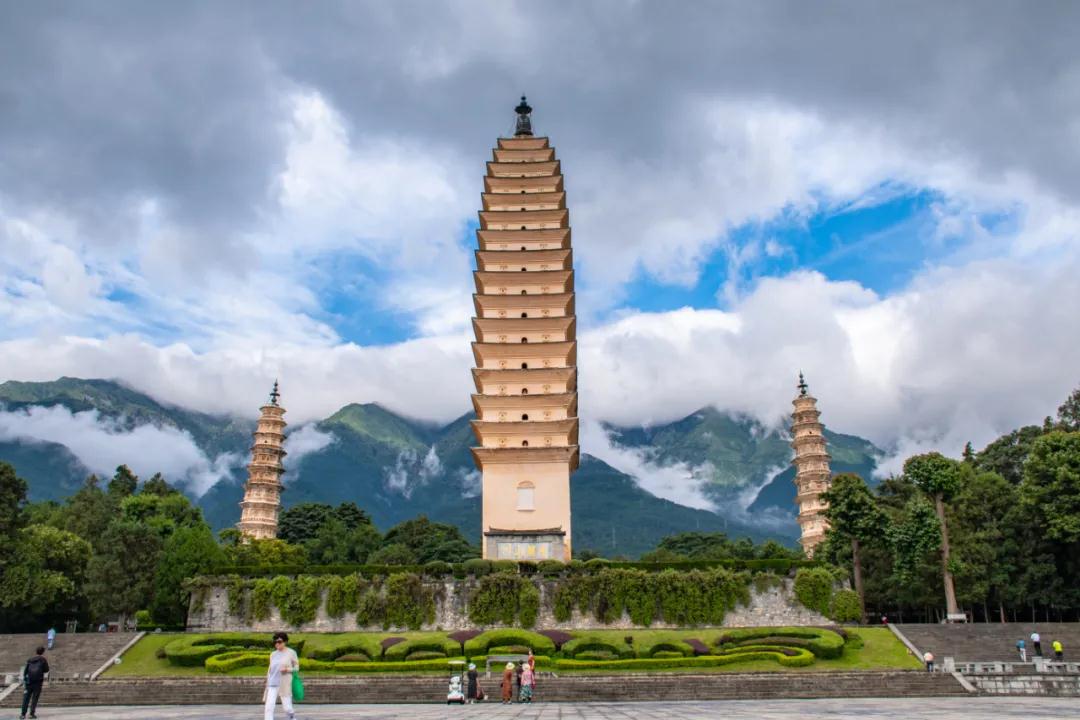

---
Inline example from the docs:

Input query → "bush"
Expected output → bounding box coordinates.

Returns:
[651,651,683,659]
[517,561,538,575]
[644,641,693,658]
[303,635,381,662]
[384,573,435,630]
[463,630,556,658]
[335,653,371,662]
[303,657,468,673]
[423,560,453,577]
[468,573,538,627]
[537,560,565,577]
[561,637,635,659]
[384,638,459,662]
[165,642,224,667]
[585,558,611,569]
[715,627,845,659]
[793,567,835,615]
[577,651,616,661]
[406,650,446,661]
[462,559,492,577]
[163,634,286,667]
[554,648,814,670]
[491,560,518,574]
[830,589,862,623]
[325,575,362,618]
[206,651,269,673]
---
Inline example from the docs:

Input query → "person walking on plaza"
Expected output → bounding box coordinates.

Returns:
[501,662,514,704]
[514,661,523,701]
[923,651,934,672]
[20,646,49,720]
[1053,640,1064,661]
[520,661,535,703]
[466,663,480,703]
[264,632,299,720]
[1031,631,1042,657]
[1017,639,1027,662]
[46,628,56,651]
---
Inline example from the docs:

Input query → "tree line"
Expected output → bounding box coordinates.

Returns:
[0,463,478,632]
[819,385,1080,623]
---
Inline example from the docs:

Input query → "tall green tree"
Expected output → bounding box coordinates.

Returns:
[107,465,139,498]
[0,525,92,629]
[1022,431,1080,544]
[904,452,963,617]
[150,524,225,626]
[1057,386,1080,431]
[949,468,1021,621]
[822,473,888,621]
[56,475,115,551]
[85,521,163,625]
[0,461,29,542]
[382,516,478,563]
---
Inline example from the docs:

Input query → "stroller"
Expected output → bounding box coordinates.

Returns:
[447,660,466,704]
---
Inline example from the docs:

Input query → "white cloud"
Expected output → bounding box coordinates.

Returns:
[282,423,336,473]
[0,405,241,496]
[581,419,716,511]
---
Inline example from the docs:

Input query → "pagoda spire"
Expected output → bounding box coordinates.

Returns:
[514,95,533,137]
[237,382,288,540]
[790,373,832,557]
[470,105,577,562]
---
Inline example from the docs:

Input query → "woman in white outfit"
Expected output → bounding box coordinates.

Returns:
[265,631,299,720]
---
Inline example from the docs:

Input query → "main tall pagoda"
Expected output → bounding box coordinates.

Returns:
[470,97,579,562]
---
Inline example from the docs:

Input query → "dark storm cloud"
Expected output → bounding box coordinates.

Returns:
[1,0,1077,252]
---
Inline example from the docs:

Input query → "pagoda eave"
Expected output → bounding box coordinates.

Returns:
[471,445,580,470]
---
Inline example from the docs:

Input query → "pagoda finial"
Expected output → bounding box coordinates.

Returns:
[269,380,280,406]
[797,372,808,397]
[514,95,533,137]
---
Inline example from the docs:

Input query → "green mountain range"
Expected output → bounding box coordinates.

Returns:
[0,377,883,556]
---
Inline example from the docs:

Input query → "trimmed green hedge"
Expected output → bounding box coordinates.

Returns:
[302,635,382,661]
[644,640,694,658]
[164,634,305,667]
[561,636,635,659]
[651,651,683,659]
[553,648,814,670]
[300,657,468,673]
[383,638,460,662]
[466,655,552,668]
[208,557,815,578]
[206,651,269,674]
[715,627,845,659]
[463,630,556,657]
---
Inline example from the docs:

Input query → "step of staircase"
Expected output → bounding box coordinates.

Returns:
[0,671,966,706]
[0,634,139,680]
[897,623,1080,663]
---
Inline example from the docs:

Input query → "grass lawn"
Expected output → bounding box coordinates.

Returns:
[108,627,921,678]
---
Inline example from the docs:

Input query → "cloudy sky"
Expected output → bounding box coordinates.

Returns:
[2,0,1079,472]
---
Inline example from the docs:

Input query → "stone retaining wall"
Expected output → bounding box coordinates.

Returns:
[969,673,1080,696]
[188,577,828,632]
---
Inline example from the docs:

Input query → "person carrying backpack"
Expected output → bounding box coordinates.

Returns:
[21,646,49,720]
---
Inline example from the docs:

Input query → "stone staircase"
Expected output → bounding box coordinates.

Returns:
[0,633,139,681]
[896,623,1080,663]
[0,671,965,706]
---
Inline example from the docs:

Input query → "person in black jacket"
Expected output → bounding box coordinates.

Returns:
[21,646,49,720]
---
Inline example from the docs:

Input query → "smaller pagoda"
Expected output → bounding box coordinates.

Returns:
[237,381,288,540]
[790,373,832,556]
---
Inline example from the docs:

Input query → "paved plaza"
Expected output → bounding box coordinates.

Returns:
[11,697,1077,719]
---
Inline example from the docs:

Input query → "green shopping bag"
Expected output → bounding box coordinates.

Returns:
[292,670,305,701]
